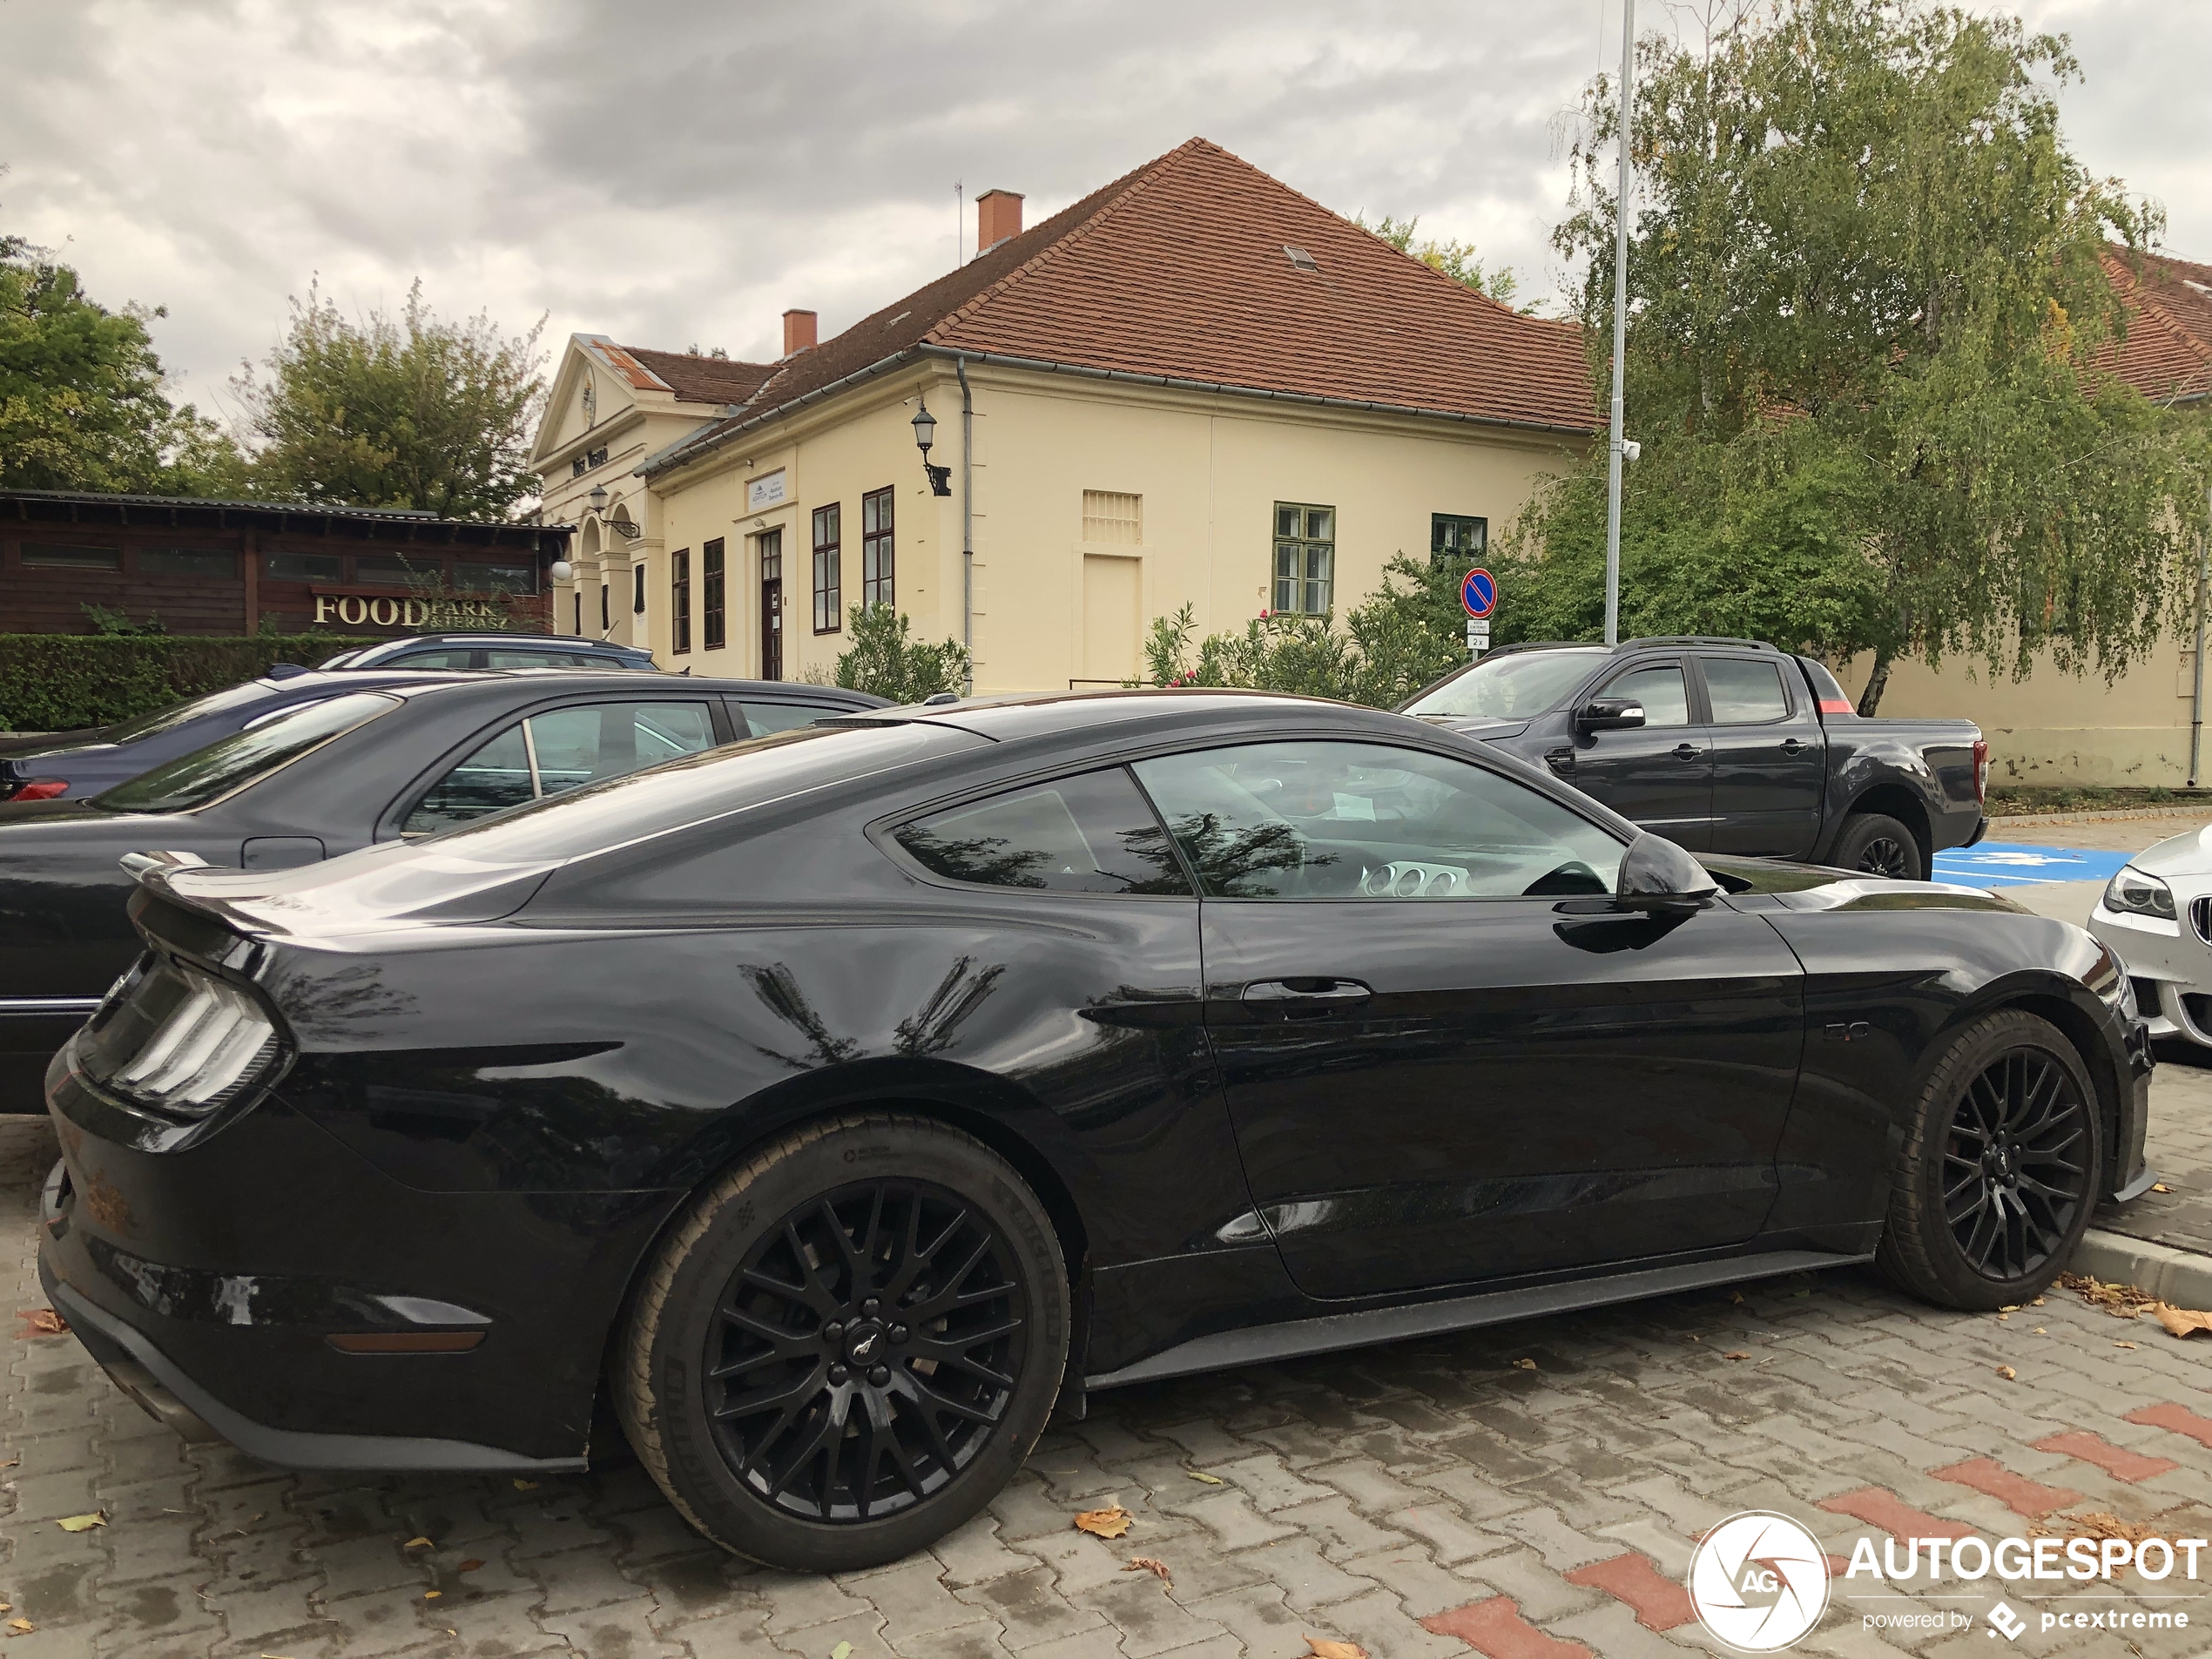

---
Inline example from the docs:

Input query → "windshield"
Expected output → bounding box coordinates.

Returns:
[25,680,282,755]
[421,721,981,862]
[1402,649,1608,720]
[98,692,400,813]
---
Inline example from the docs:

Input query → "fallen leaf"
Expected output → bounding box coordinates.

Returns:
[404,1536,433,1549]
[2031,1296,2046,1306]
[2114,1340,2140,1350]
[1684,1334,1702,1343]
[1075,1505,1133,1540]
[2153,1304,2212,1339]
[1304,1638,1368,1659]
[1728,1291,1745,1304]
[2000,1304,2021,1312]
[1996,1312,2010,1321]
[56,1512,105,1532]
[831,1644,853,1659]
[457,1558,484,1573]
[2152,1183,2172,1193]
[1126,1556,1173,1585]
[512,1479,539,1491]
[2058,1272,2155,1319]
[2033,1511,2167,1545]
[8,1618,33,1634]
[1185,1471,1224,1485]
[2034,1327,2047,1335]
[14,1308,66,1339]
[1723,1351,1750,1361]
[1996,1366,2017,1381]
[423,1589,441,1601]
[1512,1358,1537,1370]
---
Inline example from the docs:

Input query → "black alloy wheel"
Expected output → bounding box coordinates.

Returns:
[617,1114,1068,1572]
[1877,1008,2103,1310]
[1833,811,1926,881]
[710,1179,1028,1522]
[1940,1049,2092,1282]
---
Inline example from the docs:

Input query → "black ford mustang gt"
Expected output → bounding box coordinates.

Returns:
[39,691,2152,1575]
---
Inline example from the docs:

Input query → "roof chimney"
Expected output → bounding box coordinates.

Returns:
[782,308,818,357]
[977,189,1024,255]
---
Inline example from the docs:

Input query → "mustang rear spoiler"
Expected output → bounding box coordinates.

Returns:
[118,849,211,883]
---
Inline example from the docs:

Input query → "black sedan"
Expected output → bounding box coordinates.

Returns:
[39,691,2150,1575]
[0,670,439,802]
[0,672,886,1105]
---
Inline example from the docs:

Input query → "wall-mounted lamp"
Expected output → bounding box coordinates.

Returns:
[913,400,952,497]
[550,558,575,583]
[589,481,641,539]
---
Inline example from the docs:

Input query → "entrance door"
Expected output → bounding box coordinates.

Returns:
[1697,652,1824,857]
[1082,555,1141,685]
[1130,738,1804,1300]
[759,530,784,681]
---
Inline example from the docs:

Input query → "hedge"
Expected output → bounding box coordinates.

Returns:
[0,634,397,733]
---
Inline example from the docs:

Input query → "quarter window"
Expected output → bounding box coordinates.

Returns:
[1130,740,1625,900]
[896,768,1193,895]
[813,504,841,631]
[1701,657,1791,725]
[860,487,894,610]
[703,539,726,650]
[1600,664,1690,728]
[742,700,846,737]
[403,701,718,835]
[266,551,342,583]
[1430,513,1487,568]
[1272,502,1334,614]
[671,550,691,654]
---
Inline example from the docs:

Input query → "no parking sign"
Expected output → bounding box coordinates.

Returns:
[1460,569,1495,656]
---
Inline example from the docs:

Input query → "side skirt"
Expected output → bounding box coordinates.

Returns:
[1083,1247,1872,1392]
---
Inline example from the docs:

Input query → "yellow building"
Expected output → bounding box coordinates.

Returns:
[536,138,1595,691]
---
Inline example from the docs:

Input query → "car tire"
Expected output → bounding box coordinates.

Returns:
[1833,812,1925,880]
[616,1113,1069,1572]
[1875,1008,2104,1311]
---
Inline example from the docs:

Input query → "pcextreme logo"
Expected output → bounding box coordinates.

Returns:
[1689,1512,1831,1652]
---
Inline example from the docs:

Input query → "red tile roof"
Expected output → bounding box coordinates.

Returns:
[2102,246,2212,404]
[650,138,1595,474]
[621,346,779,407]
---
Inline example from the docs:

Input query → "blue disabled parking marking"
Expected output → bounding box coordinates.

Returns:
[1931,842,2134,887]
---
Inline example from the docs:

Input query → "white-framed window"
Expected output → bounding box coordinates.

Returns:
[1272,502,1334,614]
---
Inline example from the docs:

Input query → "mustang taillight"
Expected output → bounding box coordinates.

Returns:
[84,961,282,1119]
[12,780,67,800]
[1972,738,1990,806]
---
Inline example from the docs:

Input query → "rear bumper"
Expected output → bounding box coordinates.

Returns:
[40,1044,675,1469]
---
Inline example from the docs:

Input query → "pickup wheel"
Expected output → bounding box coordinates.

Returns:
[1833,812,1925,881]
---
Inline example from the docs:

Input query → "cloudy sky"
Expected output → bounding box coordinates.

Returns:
[3,0,2206,422]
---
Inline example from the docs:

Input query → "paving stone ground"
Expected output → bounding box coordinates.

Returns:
[4,1099,2209,1659]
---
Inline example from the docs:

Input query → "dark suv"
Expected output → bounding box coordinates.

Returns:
[314,635,658,672]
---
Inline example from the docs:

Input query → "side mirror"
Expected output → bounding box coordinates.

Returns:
[1615,832,1720,912]
[1575,697,1647,735]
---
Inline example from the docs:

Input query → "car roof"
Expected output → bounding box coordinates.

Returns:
[824,686,1413,745]
[368,633,647,651]
[368,671,891,706]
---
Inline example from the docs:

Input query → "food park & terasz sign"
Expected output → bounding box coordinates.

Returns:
[0,489,571,637]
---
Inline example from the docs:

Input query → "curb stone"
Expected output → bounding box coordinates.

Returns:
[2071,1227,2212,1310]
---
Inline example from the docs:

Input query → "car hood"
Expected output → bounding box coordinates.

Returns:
[1419,716,1531,741]
[1703,853,2033,914]
[2115,823,2212,880]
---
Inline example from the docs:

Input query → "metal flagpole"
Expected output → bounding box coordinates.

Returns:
[1603,0,1635,646]
[2192,497,2209,787]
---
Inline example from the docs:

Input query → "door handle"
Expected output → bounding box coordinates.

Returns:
[1780,737,1811,755]
[1242,978,1372,1004]
[1672,743,1702,761]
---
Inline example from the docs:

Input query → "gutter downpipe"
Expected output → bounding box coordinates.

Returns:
[2194,495,2209,787]
[957,355,974,695]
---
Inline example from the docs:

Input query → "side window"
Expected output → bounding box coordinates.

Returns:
[1701,657,1791,725]
[485,649,592,670]
[1130,740,1625,900]
[895,768,1192,895]
[741,700,846,737]
[391,649,480,669]
[402,701,717,834]
[1601,664,1690,728]
[405,725,532,833]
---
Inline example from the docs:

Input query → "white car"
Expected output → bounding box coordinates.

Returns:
[2089,825,2212,1045]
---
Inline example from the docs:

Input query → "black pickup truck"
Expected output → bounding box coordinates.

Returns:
[1400,636,1987,880]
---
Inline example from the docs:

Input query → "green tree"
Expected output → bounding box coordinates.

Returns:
[1527,0,2210,709]
[833,603,971,701]
[233,279,546,518]
[1356,214,1521,309]
[0,227,246,496]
